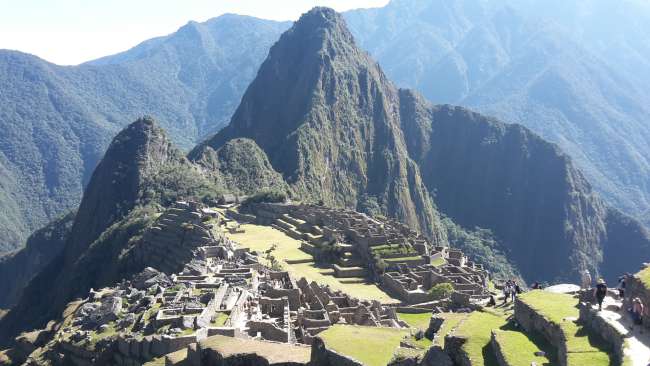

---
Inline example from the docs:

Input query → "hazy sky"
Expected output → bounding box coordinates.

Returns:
[0,0,389,65]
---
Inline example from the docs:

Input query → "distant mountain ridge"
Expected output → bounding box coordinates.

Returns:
[194,7,650,284]
[0,15,289,254]
[344,0,650,225]
[3,7,650,345]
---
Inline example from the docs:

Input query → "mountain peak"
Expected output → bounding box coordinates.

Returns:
[64,116,180,259]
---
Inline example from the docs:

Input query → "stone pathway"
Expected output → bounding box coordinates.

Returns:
[595,296,650,366]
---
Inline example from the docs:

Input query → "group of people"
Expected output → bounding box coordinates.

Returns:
[582,270,645,326]
[502,279,522,304]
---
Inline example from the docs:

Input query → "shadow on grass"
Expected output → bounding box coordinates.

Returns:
[573,327,617,366]
[499,322,556,366]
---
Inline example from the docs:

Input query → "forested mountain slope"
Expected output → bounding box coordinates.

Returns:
[344,0,650,225]
[0,15,289,254]
[194,7,650,283]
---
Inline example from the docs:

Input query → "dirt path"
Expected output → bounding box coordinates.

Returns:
[596,296,650,366]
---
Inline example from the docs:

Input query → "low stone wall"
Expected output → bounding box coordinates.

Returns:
[624,273,650,329]
[514,298,566,365]
[310,337,364,366]
[578,302,624,363]
[443,334,471,366]
[490,331,509,366]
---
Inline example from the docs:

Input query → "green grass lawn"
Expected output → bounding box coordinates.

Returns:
[518,290,613,366]
[432,313,468,347]
[397,311,431,331]
[453,311,506,366]
[211,312,229,327]
[319,325,409,366]
[226,223,398,303]
[397,312,433,350]
[431,256,446,267]
[492,330,551,366]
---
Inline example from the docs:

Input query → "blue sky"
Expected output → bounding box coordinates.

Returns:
[0,0,389,65]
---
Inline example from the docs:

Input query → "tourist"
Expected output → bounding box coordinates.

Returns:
[511,281,519,301]
[531,282,541,290]
[488,295,496,307]
[503,283,511,304]
[630,297,644,325]
[581,270,592,290]
[617,276,626,300]
[593,278,608,311]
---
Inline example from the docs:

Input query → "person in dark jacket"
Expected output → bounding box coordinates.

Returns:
[593,278,607,311]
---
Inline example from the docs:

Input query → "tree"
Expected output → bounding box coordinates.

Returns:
[429,283,454,300]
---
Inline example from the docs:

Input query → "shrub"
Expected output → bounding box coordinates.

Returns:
[242,189,287,206]
[429,283,454,300]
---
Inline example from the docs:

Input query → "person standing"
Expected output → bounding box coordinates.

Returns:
[581,270,592,290]
[617,276,626,300]
[593,278,608,311]
[630,297,644,325]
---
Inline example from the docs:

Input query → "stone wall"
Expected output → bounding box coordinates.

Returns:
[514,298,567,365]
[577,302,623,363]
[443,334,471,366]
[310,337,364,366]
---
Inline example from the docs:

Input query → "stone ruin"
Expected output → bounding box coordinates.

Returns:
[240,202,490,304]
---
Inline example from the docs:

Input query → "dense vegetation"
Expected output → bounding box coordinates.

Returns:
[0,15,289,254]
[345,0,650,226]
[195,7,650,284]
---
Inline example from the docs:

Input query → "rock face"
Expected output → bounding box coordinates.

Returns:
[192,7,445,242]
[401,102,609,281]
[193,7,650,282]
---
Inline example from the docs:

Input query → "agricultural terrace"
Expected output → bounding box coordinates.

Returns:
[225,223,398,303]
[319,325,409,366]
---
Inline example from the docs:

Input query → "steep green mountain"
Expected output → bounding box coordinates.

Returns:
[0,117,218,344]
[194,7,650,283]
[0,117,285,344]
[191,7,446,244]
[344,0,650,225]
[0,15,289,254]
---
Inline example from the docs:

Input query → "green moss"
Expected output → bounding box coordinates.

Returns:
[319,325,409,366]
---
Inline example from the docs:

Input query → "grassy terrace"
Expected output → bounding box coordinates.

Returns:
[432,312,468,347]
[397,311,433,349]
[518,291,612,366]
[453,311,506,366]
[637,266,650,290]
[319,325,409,366]
[492,329,552,366]
[225,223,398,303]
[211,312,229,327]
